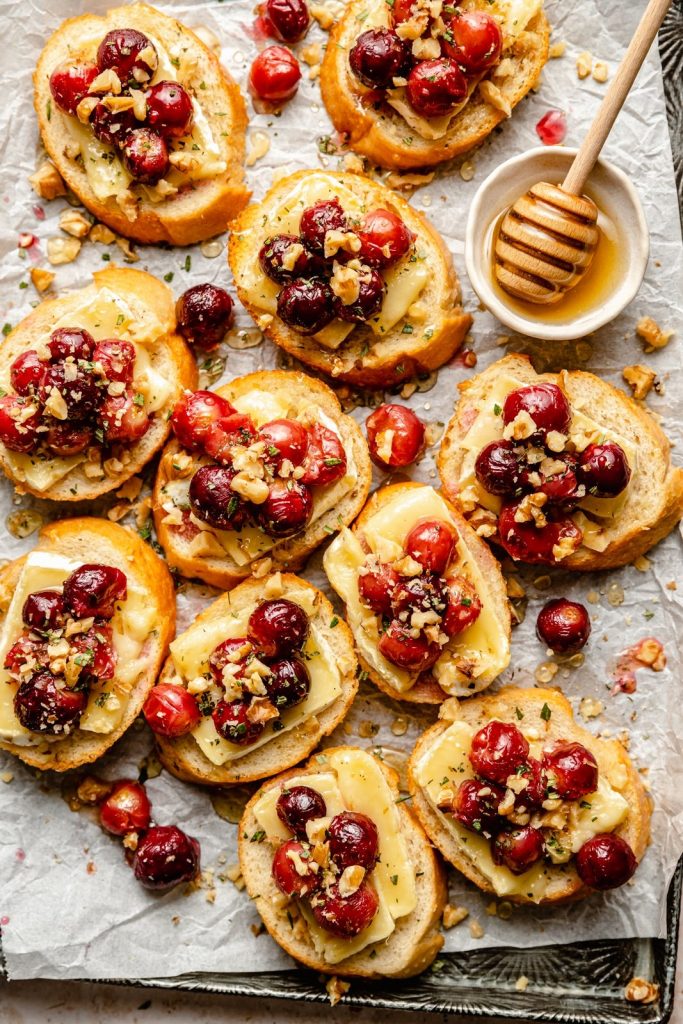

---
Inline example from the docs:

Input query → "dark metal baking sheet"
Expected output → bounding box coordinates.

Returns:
[1,2,682,1020]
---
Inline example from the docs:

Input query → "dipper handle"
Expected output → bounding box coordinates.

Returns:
[562,0,671,196]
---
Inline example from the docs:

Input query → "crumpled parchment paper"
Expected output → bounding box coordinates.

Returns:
[0,0,682,982]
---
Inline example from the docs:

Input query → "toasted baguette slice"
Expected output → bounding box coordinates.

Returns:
[0,517,175,771]
[319,0,550,171]
[438,353,683,570]
[0,267,196,502]
[239,746,447,978]
[324,482,511,705]
[153,370,372,589]
[156,574,359,786]
[408,687,652,905]
[228,170,472,388]
[35,3,250,244]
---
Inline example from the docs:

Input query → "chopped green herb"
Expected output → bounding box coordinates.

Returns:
[540,702,551,721]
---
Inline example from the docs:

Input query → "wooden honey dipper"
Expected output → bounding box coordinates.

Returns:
[495,0,671,305]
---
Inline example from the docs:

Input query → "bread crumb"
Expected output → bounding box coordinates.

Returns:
[469,918,485,939]
[576,51,593,79]
[30,267,55,293]
[505,577,526,600]
[442,904,469,929]
[666,580,677,591]
[225,863,245,890]
[623,364,656,400]
[636,316,674,351]
[385,170,435,192]
[579,696,604,721]
[633,554,651,572]
[515,975,529,992]
[358,719,379,738]
[624,978,659,1004]
[549,40,565,58]
[478,79,511,117]
[1,771,14,784]
[342,153,365,174]
[325,976,350,1006]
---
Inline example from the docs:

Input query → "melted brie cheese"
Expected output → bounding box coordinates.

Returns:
[0,553,148,743]
[2,288,171,492]
[457,374,637,530]
[414,719,629,901]
[163,394,357,566]
[324,486,509,696]
[234,171,428,343]
[252,748,417,963]
[170,584,341,766]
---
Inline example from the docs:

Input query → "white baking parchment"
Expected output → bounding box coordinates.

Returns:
[0,0,682,982]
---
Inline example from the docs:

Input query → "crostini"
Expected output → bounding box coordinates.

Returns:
[438,353,683,570]
[0,517,175,771]
[153,370,372,589]
[319,0,550,171]
[239,745,446,977]
[150,573,358,786]
[324,483,510,704]
[228,170,472,388]
[0,267,196,502]
[408,687,651,904]
[35,3,250,244]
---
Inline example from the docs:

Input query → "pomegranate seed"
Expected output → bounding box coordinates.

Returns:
[536,109,567,146]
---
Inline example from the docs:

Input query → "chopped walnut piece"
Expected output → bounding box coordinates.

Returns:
[549,40,566,58]
[88,69,122,95]
[514,492,548,527]
[623,363,656,400]
[636,316,674,351]
[515,975,529,992]
[301,41,322,66]
[478,80,511,117]
[246,696,279,725]
[631,637,666,671]
[30,267,55,293]
[442,904,469,929]
[576,51,593,79]
[29,161,67,200]
[76,776,113,804]
[593,61,609,83]
[225,863,245,890]
[624,978,659,1004]
[252,556,273,579]
[75,95,99,123]
[47,237,81,265]
[338,865,365,897]
[59,209,92,238]
[325,976,350,1007]
[503,409,536,441]
[89,223,117,245]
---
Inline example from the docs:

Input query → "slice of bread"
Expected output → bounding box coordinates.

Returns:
[35,2,250,245]
[324,482,511,705]
[0,517,175,771]
[438,354,683,570]
[239,745,447,978]
[153,369,372,589]
[408,686,652,905]
[319,0,550,171]
[156,574,359,786]
[0,266,197,502]
[228,170,472,388]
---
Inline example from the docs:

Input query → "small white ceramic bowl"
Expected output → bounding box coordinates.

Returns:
[465,146,650,341]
